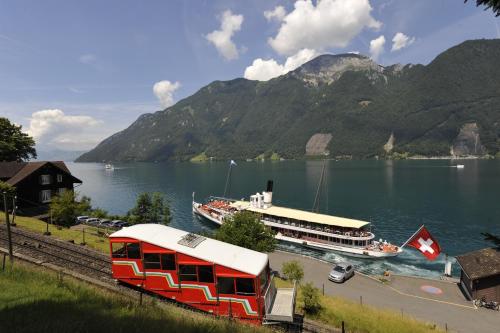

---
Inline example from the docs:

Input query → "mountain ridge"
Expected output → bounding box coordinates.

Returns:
[77,39,500,162]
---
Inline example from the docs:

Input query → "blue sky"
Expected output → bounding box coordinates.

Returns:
[0,0,499,151]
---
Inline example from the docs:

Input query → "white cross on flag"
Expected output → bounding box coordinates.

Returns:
[407,226,441,261]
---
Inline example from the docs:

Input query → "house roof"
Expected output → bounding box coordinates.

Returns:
[0,162,27,180]
[230,201,370,229]
[456,247,500,280]
[0,161,81,186]
[110,224,269,276]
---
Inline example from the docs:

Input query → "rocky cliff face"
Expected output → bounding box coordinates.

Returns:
[451,123,487,156]
[289,54,384,86]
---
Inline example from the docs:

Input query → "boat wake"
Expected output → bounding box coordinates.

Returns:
[277,243,449,278]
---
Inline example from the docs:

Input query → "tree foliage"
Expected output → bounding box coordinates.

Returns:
[282,260,304,283]
[466,0,500,16]
[0,181,16,211]
[50,191,92,227]
[78,40,500,162]
[127,192,171,224]
[482,232,500,248]
[214,211,276,252]
[301,282,322,314]
[0,117,37,162]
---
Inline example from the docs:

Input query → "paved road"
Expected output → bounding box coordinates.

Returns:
[269,251,500,333]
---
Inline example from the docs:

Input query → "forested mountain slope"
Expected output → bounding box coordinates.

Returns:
[77,39,500,162]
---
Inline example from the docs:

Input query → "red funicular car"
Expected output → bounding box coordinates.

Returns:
[109,224,296,324]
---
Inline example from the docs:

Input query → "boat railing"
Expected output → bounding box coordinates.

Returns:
[264,219,373,240]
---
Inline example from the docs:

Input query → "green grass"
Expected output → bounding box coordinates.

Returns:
[275,279,444,333]
[1,215,444,332]
[0,261,270,333]
[0,213,111,253]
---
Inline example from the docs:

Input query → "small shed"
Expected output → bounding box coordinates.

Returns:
[456,247,500,302]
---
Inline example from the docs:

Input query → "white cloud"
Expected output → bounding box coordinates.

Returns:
[391,32,415,51]
[264,6,286,22]
[369,35,385,61]
[244,48,318,81]
[153,80,181,108]
[268,0,381,55]
[79,53,97,64]
[244,59,284,81]
[26,109,102,150]
[205,10,244,60]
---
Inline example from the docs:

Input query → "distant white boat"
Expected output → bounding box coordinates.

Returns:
[105,164,114,170]
[456,164,465,169]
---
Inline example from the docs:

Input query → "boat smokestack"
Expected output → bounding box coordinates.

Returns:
[263,180,273,209]
[267,180,273,193]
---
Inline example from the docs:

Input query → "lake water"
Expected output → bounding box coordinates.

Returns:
[67,159,500,278]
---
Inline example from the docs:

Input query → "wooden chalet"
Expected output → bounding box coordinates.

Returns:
[456,247,500,302]
[0,161,82,214]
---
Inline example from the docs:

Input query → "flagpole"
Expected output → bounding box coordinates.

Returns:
[400,224,425,249]
[223,161,233,198]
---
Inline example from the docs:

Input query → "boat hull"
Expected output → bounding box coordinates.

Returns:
[192,201,401,259]
[192,202,223,225]
[275,234,401,259]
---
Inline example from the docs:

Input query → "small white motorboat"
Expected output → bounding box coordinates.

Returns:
[456,164,465,169]
[105,164,114,170]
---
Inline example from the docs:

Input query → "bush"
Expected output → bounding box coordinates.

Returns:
[50,191,92,227]
[301,282,321,314]
[282,260,304,283]
[215,211,276,252]
[127,192,171,225]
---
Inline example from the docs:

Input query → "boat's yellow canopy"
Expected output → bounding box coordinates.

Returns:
[230,201,369,229]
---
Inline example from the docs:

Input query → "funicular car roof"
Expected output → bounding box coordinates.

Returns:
[110,224,268,276]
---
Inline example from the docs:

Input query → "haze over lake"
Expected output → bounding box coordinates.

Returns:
[68,159,500,277]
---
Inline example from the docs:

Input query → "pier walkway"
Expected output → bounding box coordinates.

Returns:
[269,251,500,333]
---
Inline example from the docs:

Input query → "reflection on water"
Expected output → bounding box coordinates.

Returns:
[68,160,500,277]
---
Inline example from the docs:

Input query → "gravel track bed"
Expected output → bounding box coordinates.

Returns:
[0,225,112,281]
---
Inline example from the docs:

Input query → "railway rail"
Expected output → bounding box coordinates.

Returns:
[0,224,339,332]
[0,224,111,281]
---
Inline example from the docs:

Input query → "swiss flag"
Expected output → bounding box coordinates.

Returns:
[407,226,441,261]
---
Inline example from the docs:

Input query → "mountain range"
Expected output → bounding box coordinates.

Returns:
[77,39,500,162]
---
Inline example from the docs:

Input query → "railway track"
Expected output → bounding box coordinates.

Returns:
[0,224,339,332]
[0,224,112,281]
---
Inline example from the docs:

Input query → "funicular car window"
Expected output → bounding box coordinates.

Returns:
[179,265,198,282]
[126,243,141,259]
[111,243,126,258]
[259,267,269,293]
[160,253,176,270]
[236,278,255,295]
[144,253,161,269]
[198,266,214,283]
[217,277,235,294]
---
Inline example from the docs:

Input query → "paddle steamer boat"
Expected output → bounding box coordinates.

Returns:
[193,181,401,259]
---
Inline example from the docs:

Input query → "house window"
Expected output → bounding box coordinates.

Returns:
[40,174,51,185]
[40,190,51,203]
[57,174,63,182]
[58,188,66,195]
